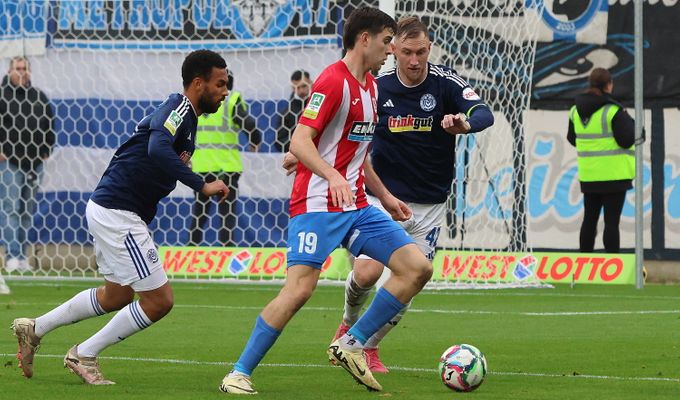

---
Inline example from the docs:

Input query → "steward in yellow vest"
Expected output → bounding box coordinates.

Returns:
[189,71,261,246]
[567,68,635,253]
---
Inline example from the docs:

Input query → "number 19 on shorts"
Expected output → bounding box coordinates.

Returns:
[297,232,318,254]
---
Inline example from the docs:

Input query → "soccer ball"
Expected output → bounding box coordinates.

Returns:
[438,344,487,392]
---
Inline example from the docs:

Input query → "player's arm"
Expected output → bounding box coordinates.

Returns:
[289,123,354,207]
[443,78,494,135]
[147,131,228,202]
[363,157,411,221]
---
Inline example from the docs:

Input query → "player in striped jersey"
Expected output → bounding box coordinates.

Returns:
[11,50,230,385]
[332,16,495,372]
[220,7,432,395]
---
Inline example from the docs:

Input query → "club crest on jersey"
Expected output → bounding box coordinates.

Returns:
[420,93,436,112]
[302,92,325,120]
[387,115,434,133]
[348,121,375,142]
[163,110,183,136]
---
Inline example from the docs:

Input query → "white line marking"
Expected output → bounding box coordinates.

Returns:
[3,301,679,317]
[6,280,680,301]
[1,354,677,383]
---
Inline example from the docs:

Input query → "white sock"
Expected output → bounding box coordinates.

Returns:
[364,301,411,348]
[35,288,106,337]
[339,333,364,351]
[229,370,249,378]
[78,301,152,357]
[342,271,372,326]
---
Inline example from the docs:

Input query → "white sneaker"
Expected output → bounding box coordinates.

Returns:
[219,371,257,394]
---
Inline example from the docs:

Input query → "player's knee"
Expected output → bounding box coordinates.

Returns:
[353,265,381,287]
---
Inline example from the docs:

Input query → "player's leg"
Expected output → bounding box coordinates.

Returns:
[65,272,170,385]
[11,283,116,379]
[601,191,626,253]
[329,207,428,391]
[221,212,349,394]
[11,200,133,379]
[579,192,603,252]
[334,195,403,342]
[336,257,382,333]
[363,204,443,360]
[63,200,168,384]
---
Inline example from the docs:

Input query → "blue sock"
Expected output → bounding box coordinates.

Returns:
[348,287,405,345]
[233,315,281,375]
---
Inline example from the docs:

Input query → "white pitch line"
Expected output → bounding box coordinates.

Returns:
[1,353,678,383]
[2,302,679,317]
[6,281,680,301]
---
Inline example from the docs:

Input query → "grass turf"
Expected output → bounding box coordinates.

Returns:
[1,280,679,399]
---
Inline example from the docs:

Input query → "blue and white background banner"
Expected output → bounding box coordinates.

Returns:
[0,0,47,58]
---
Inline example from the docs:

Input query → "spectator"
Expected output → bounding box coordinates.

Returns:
[567,67,635,253]
[0,56,54,273]
[190,70,262,247]
[274,69,312,152]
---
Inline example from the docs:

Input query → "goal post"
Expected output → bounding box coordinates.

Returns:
[0,0,547,289]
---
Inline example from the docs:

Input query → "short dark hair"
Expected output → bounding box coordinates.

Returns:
[181,49,227,89]
[588,67,611,90]
[290,69,310,82]
[342,7,397,50]
[396,16,428,41]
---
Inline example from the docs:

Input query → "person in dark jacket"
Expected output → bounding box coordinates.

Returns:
[0,56,55,272]
[567,68,635,253]
[274,70,312,152]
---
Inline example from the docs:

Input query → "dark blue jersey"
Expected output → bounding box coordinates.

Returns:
[371,63,493,204]
[90,93,205,224]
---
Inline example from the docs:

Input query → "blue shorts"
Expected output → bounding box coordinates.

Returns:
[287,206,414,269]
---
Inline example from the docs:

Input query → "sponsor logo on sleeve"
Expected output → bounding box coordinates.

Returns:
[302,92,326,119]
[163,110,183,136]
[462,87,481,101]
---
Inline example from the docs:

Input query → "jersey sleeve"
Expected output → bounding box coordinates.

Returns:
[149,97,185,143]
[443,75,487,115]
[297,71,343,135]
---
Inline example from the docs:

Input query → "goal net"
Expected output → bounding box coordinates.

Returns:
[1,0,547,288]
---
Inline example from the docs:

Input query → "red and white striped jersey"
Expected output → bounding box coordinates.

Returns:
[290,61,378,217]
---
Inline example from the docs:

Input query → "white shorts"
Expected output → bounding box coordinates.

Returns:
[86,200,167,291]
[358,195,444,261]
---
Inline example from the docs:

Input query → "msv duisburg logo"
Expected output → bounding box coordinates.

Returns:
[232,0,287,38]
[526,0,608,42]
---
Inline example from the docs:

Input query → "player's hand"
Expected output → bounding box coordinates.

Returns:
[441,113,471,135]
[282,152,298,176]
[201,180,230,203]
[0,153,6,162]
[328,170,355,207]
[380,193,412,222]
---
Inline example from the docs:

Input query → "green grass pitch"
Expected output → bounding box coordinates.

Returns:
[1,280,679,399]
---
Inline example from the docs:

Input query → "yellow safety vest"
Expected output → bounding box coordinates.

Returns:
[571,104,635,182]
[192,91,244,173]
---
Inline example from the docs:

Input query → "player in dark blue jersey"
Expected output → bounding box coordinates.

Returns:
[331,17,495,372]
[11,50,230,384]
